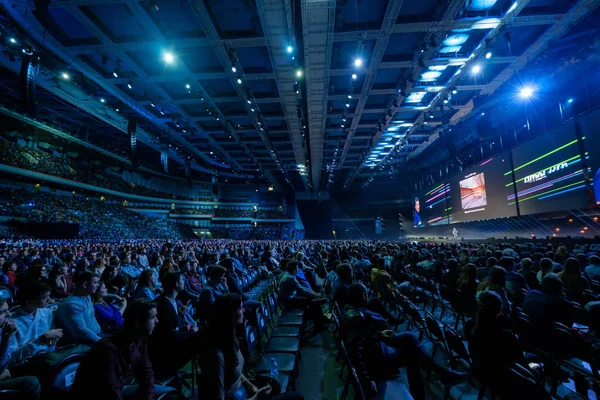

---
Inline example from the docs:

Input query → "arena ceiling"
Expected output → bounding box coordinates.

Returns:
[0,0,599,192]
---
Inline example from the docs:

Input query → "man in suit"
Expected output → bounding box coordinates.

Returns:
[278,261,328,330]
[149,272,203,377]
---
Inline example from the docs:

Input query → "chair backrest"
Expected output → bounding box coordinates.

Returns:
[349,367,367,400]
[424,311,444,341]
[0,286,13,304]
[444,325,471,366]
[245,324,258,355]
[405,300,425,328]
[51,354,86,393]
[255,310,268,339]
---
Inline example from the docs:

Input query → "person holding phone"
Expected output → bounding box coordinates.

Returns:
[202,294,304,400]
[92,281,127,334]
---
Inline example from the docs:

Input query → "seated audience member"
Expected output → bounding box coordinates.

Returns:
[585,255,600,282]
[50,262,72,298]
[0,297,42,399]
[477,256,498,280]
[334,265,401,325]
[295,251,318,291]
[353,253,370,273]
[501,257,529,302]
[56,271,102,345]
[558,257,590,303]
[342,284,466,400]
[523,274,573,333]
[131,270,160,300]
[149,272,201,376]
[8,281,62,366]
[120,253,142,279]
[220,259,262,317]
[93,282,127,334]
[519,258,540,290]
[202,294,304,400]
[456,263,478,297]
[476,266,511,315]
[278,261,328,330]
[94,258,106,277]
[467,291,549,399]
[199,265,229,323]
[536,257,555,284]
[23,265,50,286]
[1,261,17,287]
[70,299,178,400]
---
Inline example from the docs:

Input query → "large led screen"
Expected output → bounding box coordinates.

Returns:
[448,152,516,223]
[422,182,450,226]
[579,109,600,206]
[510,122,588,215]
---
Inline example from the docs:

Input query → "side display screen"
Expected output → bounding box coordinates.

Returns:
[423,182,450,226]
[579,109,600,206]
[511,122,588,215]
[448,152,516,223]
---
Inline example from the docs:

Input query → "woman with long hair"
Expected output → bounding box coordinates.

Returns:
[50,262,72,298]
[131,269,161,300]
[476,266,511,315]
[456,263,478,296]
[559,257,590,303]
[202,294,304,400]
[92,281,127,333]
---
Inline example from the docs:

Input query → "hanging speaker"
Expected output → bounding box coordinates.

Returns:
[20,54,40,117]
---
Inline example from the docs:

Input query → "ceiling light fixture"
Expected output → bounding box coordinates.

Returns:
[287,46,293,53]
[231,66,237,72]
[519,86,534,99]
[113,71,118,78]
[296,69,303,78]
[9,38,16,44]
[352,74,357,80]
[61,72,70,80]
[237,78,242,84]
[100,98,106,103]
[485,51,492,59]
[163,51,174,64]
[354,58,363,67]
[471,64,481,74]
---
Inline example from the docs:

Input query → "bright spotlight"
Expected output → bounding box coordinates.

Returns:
[100,98,106,103]
[485,52,492,59]
[452,89,458,95]
[481,112,485,116]
[296,70,303,78]
[287,46,293,53]
[352,74,357,80]
[354,58,363,67]
[185,84,190,89]
[519,86,534,98]
[345,103,350,108]
[61,72,70,80]
[231,66,237,72]
[9,38,16,44]
[237,78,242,84]
[471,65,481,74]
[348,95,352,99]
[567,98,574,103]
[113,71,118,78]
[163,51,174,64]
[127,83,132,89]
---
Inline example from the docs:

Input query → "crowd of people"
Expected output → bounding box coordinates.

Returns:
[0,234,597,399]
[0,188,195,240]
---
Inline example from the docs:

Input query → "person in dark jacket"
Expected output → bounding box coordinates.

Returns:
[149,272,202,376]
[523,274,573,334]
[70,298,178,400]
[466,291,549,400]
[341,283,466,400]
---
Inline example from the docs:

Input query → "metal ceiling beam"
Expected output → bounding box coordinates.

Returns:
[109,72,275,84]
[411,0,600,158]
[344,0,468,187]
[301,0,337,191]
[332,14,563,41]
[328,85,486,100]
[329,56,516,77]
[187,0,286,190]
[52,3,244,172]
[137,97,280,107]
[337,0,406,168]
[360,0,541,186]
[256,0,311,191]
